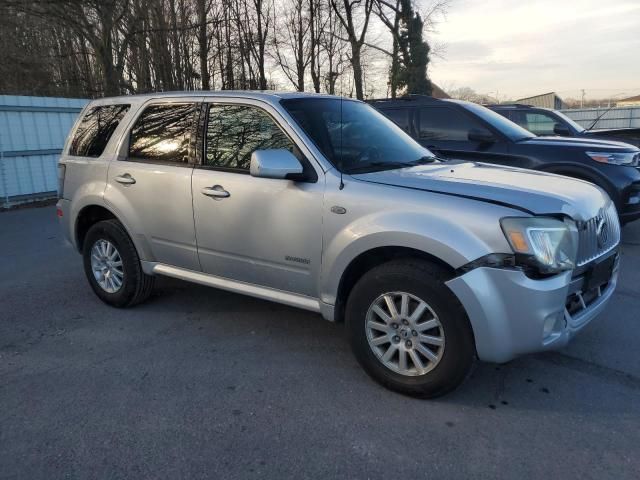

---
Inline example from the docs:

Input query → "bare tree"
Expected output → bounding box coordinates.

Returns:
[272,0,311,91]
[330,0,374,100]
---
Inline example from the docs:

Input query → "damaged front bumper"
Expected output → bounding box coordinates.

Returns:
[446,251,619,363]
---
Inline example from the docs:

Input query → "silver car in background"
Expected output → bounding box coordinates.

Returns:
[57,92,620,397]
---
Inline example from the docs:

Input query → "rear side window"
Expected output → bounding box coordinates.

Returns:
[128,103,198,164]
[204,104,294,171]
[381,108,410,133]
[419,107,481,141]
[69,104,130,157]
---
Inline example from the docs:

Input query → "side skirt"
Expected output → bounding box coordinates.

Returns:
[142,261,327,316]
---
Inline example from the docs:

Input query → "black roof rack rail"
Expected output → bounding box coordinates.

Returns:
[367,95,443,103]
[485,103,534,108]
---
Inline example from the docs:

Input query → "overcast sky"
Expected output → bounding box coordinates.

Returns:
[429,0,640,101]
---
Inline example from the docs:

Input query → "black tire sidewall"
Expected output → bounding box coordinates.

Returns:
[346,261,475,398]
[82,220,141,308]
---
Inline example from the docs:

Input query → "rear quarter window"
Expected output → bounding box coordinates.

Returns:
[69,104,130,157]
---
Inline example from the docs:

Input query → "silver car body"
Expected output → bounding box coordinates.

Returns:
[57,91,620,364]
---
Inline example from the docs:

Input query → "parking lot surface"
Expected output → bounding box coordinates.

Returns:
[1,206,639,479]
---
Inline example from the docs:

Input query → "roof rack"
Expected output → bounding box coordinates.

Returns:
[485,103,533,108]
[367,94,443,103]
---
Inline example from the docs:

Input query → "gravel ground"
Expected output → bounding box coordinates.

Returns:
[1,206,639,479]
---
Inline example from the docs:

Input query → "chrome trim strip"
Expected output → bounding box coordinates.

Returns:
[151,263,321,313]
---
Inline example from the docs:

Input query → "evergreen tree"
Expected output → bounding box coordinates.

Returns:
[386,0,433,97]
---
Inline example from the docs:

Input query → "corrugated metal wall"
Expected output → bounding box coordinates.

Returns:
[561,106,640,129]
[0,95,88,207]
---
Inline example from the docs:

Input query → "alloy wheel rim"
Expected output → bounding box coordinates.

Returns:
[365,291,445,376]
[90,239,124,293]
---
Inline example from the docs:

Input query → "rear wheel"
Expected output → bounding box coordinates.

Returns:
[83,219,154,307]
[346,259,475,398]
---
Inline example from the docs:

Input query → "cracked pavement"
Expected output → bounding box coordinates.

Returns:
[1,206,639,479]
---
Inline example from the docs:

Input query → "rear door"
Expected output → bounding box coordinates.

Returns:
[104,99,201,270]
[191,100,324,297]
[416,106,511,164]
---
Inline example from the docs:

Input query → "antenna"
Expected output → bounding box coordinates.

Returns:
[339,95,345,190]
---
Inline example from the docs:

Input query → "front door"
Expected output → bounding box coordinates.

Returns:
[105,100,201,271]
[416,106,513,165]
[191,101,324,297]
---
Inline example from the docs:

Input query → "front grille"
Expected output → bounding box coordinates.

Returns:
[576,202,620,267]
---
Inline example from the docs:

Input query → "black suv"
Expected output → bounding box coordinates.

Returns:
[488,103,640,147]
[369,96,640,223]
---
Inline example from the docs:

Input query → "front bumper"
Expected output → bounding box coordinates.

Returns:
[446,253,619,363]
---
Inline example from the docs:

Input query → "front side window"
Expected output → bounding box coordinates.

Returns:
[511,111,557,136]
[128,103,197,164]
[419,107,482,141]
[204,104,294,171]
[464,102,534,141]
[282,98,434,174]
[69,104,130,157]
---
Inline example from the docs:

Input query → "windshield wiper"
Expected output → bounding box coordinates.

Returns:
[411,155,437,165]
[345,156,436,174]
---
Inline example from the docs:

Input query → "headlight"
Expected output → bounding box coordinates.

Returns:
[500,217,578,275]
[586,151,639,166]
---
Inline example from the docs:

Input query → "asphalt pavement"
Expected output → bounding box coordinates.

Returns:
[1,205,639,479]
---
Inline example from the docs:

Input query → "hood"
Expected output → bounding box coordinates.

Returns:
[352,161,609,221]
[518,135,639,151]
[582,129,640,148]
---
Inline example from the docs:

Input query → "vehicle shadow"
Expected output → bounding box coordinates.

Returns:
[139,275,639,417]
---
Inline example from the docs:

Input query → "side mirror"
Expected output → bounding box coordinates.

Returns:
[553,123,571,136]
[250,149,304,180]
[468,128,496,144]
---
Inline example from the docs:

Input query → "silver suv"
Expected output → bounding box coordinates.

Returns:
[57,92,620,397]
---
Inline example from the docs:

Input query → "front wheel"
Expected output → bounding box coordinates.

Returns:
[346,260,475,398]
[82,219,155,308]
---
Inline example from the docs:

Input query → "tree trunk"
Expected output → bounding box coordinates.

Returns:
[197,0,210,89]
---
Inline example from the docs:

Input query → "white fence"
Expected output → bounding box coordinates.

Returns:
[561,106,640,130]
[0,95,87,208]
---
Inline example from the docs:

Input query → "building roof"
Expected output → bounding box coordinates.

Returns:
[618,95,640,103]
[514,92,566,110]
[431,84,450,99]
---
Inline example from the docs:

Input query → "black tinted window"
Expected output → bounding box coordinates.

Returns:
[128,103,197,164]
[204,104,294,170]
[419,107,481,141]
[69,104,130,157]
[382,108,410,133]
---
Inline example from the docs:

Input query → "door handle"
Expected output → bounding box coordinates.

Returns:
[114,174,136,185]
[201,185,230,198]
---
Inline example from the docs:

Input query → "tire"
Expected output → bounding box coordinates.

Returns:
[345,259,475,398]
[82,219,155,308]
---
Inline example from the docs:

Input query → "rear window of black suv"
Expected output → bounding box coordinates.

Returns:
[69,104,130,157]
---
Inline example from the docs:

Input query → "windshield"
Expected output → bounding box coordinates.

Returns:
[464,102,535,141]
[281,97,436,173]
[554,110,586,133]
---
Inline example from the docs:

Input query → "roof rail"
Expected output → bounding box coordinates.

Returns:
[485,103,534,108]
[367,94,442,103]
